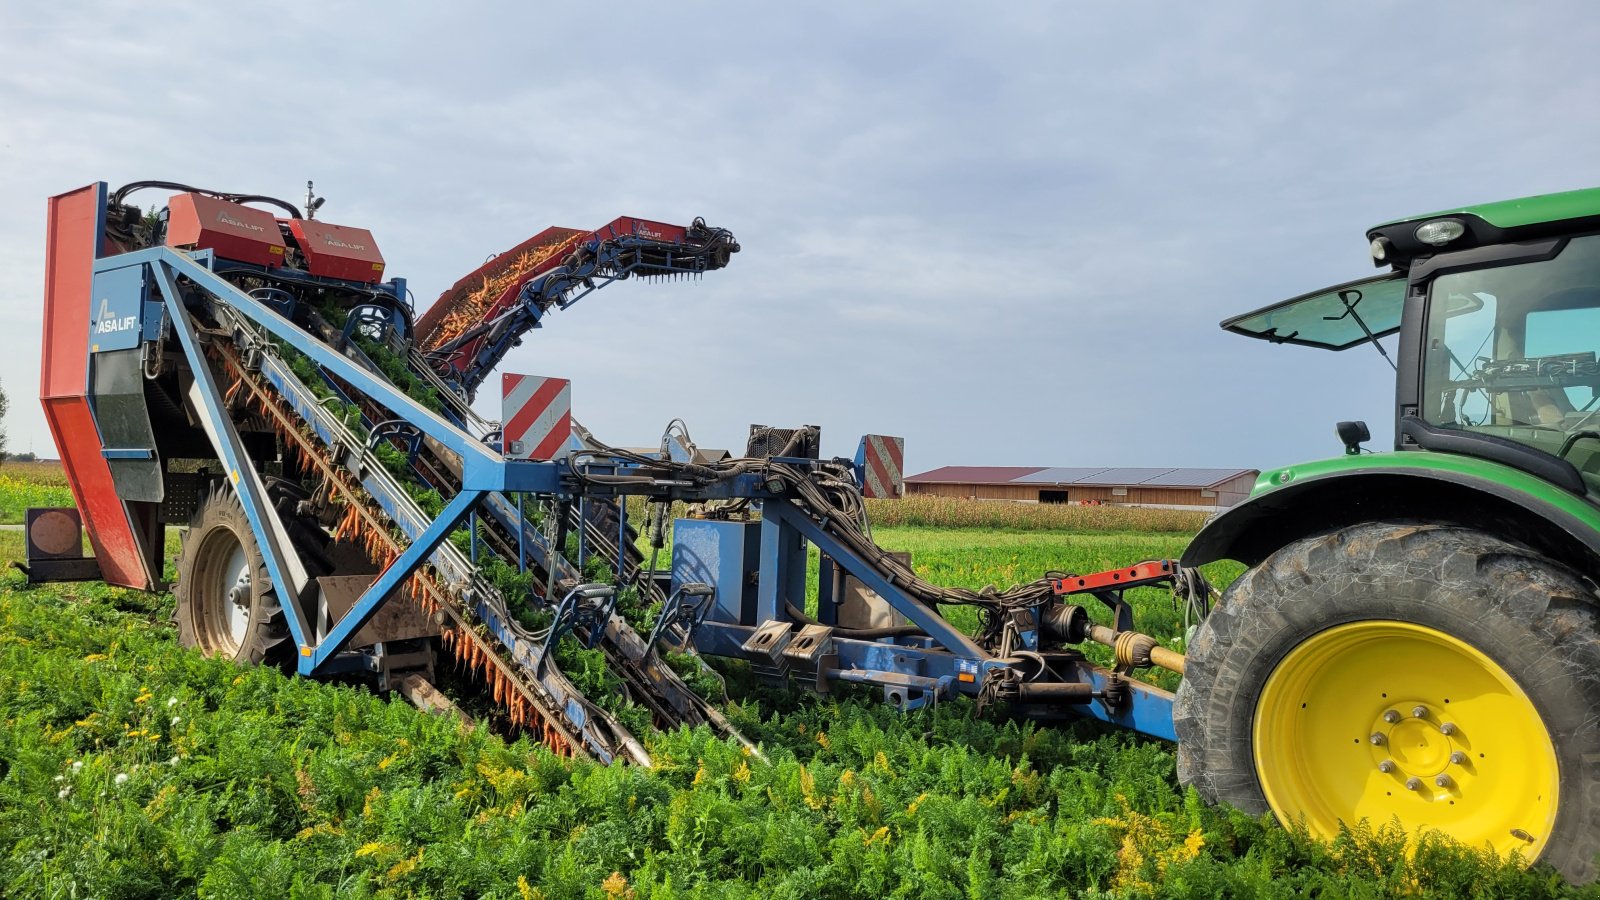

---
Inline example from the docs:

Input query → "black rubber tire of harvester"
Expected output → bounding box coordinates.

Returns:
[1173,521,1600,883]
[174,485,292,667]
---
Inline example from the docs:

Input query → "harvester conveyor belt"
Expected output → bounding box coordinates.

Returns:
[314,339,751,750]
[218,333,653,764]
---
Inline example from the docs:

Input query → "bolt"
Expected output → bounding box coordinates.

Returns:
[1435,774,1452,788]
[1411,705,1428,718]
[1440,722,1458,736]
[1369,732,1386,745]
[1378,760,1396,773]
[1405,777,1422,791]
[1383,710,1401,724]
[1449,751,1467,765]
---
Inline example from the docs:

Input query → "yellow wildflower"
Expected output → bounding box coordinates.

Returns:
[386,848,422,882]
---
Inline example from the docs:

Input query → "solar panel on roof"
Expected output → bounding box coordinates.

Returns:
[1068,468,1177,485]
[1010,467,1113,484]
[1140,468,1254,487]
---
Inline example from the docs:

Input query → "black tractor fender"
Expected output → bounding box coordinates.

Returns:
[1180,468,1600,585]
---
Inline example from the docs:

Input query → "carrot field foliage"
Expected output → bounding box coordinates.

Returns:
[0,534,1592,896]
[866,496,1209,534]
[0,459,75,525]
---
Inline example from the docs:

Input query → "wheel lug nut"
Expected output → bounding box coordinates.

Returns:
[1369,733,1386,745]
[1411,705,1428,718]
[1449,751,1467,765]
[1383,710,1401,724]
[1440,722,1457,736]
[1405,777,1422,791]
[1378,760,1395,773]
[1435,774,1452,788]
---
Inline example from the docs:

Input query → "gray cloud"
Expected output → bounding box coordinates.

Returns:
[2,2,1596,475]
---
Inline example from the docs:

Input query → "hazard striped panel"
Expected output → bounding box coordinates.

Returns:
[855,434,905,499]
[501,373,572,460]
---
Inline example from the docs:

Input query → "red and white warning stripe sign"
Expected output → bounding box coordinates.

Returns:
[501,373,572,460]
[857,434,905,499]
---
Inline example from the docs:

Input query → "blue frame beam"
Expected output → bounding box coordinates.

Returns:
[762,500,987,659]
[145,260,315,648]
[302,488,484,673]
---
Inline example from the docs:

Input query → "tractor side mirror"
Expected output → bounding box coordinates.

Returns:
[1336,420,1371,456]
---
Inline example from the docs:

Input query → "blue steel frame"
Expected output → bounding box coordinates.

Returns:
[119,246,569,675]
[104,244,1178,743]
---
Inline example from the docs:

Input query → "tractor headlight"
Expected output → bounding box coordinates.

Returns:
[1415,218,1467,247]
[1370,236,1392,262]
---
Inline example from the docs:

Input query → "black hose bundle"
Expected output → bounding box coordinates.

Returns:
[569,444,1216,648]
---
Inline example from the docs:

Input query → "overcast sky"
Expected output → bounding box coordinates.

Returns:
[2,3,1596,475]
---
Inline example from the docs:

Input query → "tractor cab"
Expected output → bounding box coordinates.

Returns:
[1224,187,1600,493]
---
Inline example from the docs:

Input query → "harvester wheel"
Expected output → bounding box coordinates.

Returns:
[175,486,291,666]
[1174,521,1600,882]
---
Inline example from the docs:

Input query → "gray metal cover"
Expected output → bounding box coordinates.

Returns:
[1058,468,1181,486]
[1010,467,1114,484]
[1138,468,1255,488]
[1010,467,1255,488]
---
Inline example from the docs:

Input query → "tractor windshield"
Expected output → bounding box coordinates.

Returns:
[1422,233,1600,481]
[1224,274,1406,350]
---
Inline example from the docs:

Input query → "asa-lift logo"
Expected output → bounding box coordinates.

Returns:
[93,298,137,335]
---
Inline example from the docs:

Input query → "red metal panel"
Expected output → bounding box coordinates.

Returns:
[41,184,154,589]
[1050,560,1176,596]
[501,373,572,460]
[860,434,905,499]
[416,226,584,343]
[287,218,385,283]
[418,216,691,374]
[165,193,286,267]
[595,215,687,245]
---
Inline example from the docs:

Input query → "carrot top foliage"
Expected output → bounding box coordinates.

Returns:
[0,521,1590,898]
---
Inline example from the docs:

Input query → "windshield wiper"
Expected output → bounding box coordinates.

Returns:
[1324,288,1397,371]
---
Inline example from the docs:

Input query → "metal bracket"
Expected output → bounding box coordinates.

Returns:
[645,582,715,654]
[781,623,833,666]
[740,619,793,662]
[538,582,618,672]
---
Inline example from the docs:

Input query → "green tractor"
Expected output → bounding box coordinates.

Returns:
[1178,187,1600,881]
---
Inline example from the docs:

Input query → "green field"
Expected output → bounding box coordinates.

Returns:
[0,460,76,525]
[0,467,1587,897]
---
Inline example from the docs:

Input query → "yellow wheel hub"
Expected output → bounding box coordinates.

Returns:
[1253,620,1558,862]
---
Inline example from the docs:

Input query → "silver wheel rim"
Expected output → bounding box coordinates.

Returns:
[222,543,251,647]
[191,523,254,658]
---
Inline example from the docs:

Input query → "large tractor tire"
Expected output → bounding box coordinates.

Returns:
[175,486,291,666]
[1175,521,1600,882]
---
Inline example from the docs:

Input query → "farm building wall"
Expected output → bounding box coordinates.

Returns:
[906,476,1256,508]
[1209,471,1257,507]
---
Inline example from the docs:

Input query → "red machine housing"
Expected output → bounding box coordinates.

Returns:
[288,219,385,283]
[165,192,286,266]
[42,184,159,590]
